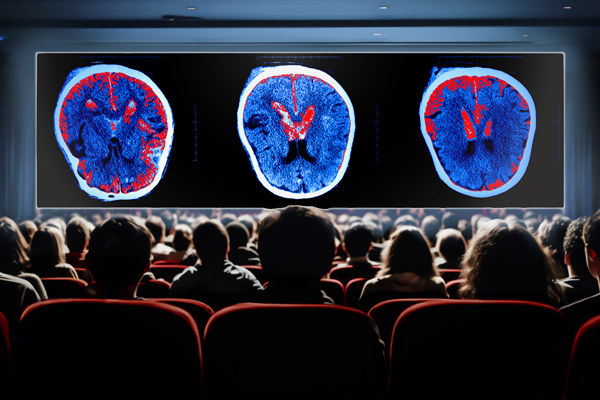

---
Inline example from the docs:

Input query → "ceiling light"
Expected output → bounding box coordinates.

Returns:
[187,6,197,10]
[522,34,529,37]
[373,33,383,36]
[379,6,389,10]
[563,6,572,9]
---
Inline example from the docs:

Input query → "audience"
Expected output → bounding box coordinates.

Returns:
[434,228,467,269]
[169,220,263,310]
[145,215,176,261]
[559,217,599,304]
[85,215,153,299]
[459,220,564,307]
[29,227,78,279]
[65,216,93,282]
[168,223,196,263]
[225,221,261,266]
[358,226,448,312]
[254,205,336,304]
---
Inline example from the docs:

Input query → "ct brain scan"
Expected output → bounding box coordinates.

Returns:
[237,65,355,199]
[419,67,536,197]
[54,64,173,201]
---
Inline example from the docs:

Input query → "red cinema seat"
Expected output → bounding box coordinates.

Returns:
[445,278,465,299]
[149,298,213,343]
[148,264,187,283]
[17,299,203,400]
[388,300,570,400]
[318,278,345,305]
[438,268,462,283]
[345,278,367,309]
[563,314,600,400]
[40,277,88,299]
[203,303,386,399]
[328,264,381,287]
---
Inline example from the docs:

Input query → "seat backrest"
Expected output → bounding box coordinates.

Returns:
[368,298,444,359]
[388,299,570,400]
[438,268,462,283]
[40,277,88,299]
[17,299,203,400]
[329,265,381,287]
[563,314,600,400]
[345,277,367,309]
[149,298,214,342]
[445,278,465,299]
[318,278,345,305]
[0,312,13,400]
[203,303,386,400]
[136,278,171,298]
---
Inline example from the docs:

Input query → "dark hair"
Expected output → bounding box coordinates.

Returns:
[421,215,441,247]
[563,217,589,277]
[193,220,229,264]
[258,206,335,280]
[66,216,91,253]
[18,220,37,245]
[172,224,193,252]
[87,216,152,288]
[379,226,436,278]
[436,228,467,265]
[583,209,600,254]
[442,212,459,230]
[459,220,563,306]
[145,215,165,245]
[343,224,373,257]
[0,217,31,274]
[30,227,66,272]
[226,221,250,249]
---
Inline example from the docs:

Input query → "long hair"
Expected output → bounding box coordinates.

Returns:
[378,226,436,278]
[0,217,31,274]
[459,220,563,306]
[29,227,66,272]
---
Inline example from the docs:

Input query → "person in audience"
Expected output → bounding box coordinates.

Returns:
[29,227,78,279]
[538,215,572,279]
[434,228,467,269]
[421,215,441,250]
[0,217,47,302]
[226,221,261,266]
[559,217,598,305]
[254,205,337,304]
[358,226,448,312]
[168,223,196,263]
[65,216,93,282]
[85,215,153,299]
[169,220,263,310]
[459,220,564,307]
[330,223,381,286]
[560,210,600,333]
[18,220,37,245]
[442,211,459,230]
[145,215,176,261]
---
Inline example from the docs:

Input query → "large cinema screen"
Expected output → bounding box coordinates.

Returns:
[36,53,564,208]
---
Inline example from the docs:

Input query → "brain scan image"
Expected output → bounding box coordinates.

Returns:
[54,64,174,201]
[237,65,355,199]
[419,67,536,197]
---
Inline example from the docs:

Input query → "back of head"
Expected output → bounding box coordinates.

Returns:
[421,215,441,247]
[258,206,335,280]
[343,224,373,258]
[564,217,589,277]
[66,216,91,253]
[18,221,37,245]
[381,226,434,278]
[436,228,467,265]
[226,222,250,249]
[87,216,152,289]
[442,212,459,230]
[145,215,166,245]
[583,210,600,255]
[172,224,193,252]
[460,220,560,305]
[193,220,229,265]
[30,227,66,271]
[0,217,30,274]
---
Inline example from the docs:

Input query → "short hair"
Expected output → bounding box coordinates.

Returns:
[563,217,589,277]
[436,228,467,265]
[343,224,373,257]
[459,220,562,306]
[583,209,600,254]
[539,216,572,252]
[172,224,193,252]
[193,220,229,264]
[145,215,165,245]
[258,206,335,280]
[66,216,91,253]
[380,226,435,278]
[87,216,152,288]
[226,221,250,249]
[442,212,459,230]
[421,215,441,246]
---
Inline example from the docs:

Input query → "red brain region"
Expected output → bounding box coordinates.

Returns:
[54,65,173,201]
[419,67,536,198]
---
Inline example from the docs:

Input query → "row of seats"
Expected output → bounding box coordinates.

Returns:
[1,298,598,399]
